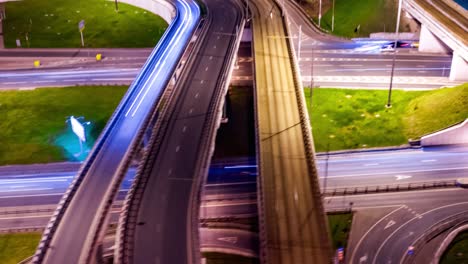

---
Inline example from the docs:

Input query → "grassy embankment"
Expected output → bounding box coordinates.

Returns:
[0,86,127,165]
[3,0,167,48]
[306,84,468,152]
[0,232,42,264]
[441,231,468,264]
[300,0,408,38]
[320,0,401,37]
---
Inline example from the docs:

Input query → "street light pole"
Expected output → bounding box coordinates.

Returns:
[387,0,403,108]
[318,0,322,27]
[297,25,302,61]
[331,0,335,32]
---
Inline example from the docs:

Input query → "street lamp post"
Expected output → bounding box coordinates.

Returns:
[387,0,403,108]
[318,0,322,27]
[331,0,335,32]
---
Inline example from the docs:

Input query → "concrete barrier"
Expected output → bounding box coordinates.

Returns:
[433,223,468,264]
[421,119,468,146]
[369,32,419,40]
[116,0,175,23]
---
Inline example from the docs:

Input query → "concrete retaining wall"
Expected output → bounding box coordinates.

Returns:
[421,119,468,146]
[369,32,419,40]
[433,224,468,264]
[116,0,175,23]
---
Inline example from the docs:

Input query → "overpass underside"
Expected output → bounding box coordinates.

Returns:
[404,0,468,81]
[251,0,332,263]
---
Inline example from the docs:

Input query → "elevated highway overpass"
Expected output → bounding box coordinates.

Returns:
[404,0,468,81]
[115,0,245,263]
[251,0,331,263]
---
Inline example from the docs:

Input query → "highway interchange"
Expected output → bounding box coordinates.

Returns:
[0,0,467,263]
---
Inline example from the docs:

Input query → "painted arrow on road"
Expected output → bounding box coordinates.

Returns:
[384,220,396,230]
[395,175,412,180]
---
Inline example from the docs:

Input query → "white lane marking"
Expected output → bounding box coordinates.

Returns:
[0,214,53,220]
[421,159,436,162]
[34,80,56,83]
[384,220,396,230]
[359,254,368,263]
[350,205,405,263]
[205,67,209,71]
[201,201,256,207]
[206,181,256,187]
[319,166,468,179]
[372,201,468,264]
[0,188,53,193]
[182,126,187,133]
[363,163,379,166]
[4,82,27,84]
[175,146,180,152]
[217,237,238,244]
[189,108,193,114]
[195,92,199,98]
[91,78,133,81]
[395,175,412,180]
[0,193,63,199]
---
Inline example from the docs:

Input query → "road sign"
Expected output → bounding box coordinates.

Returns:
[78,20,85,31]
[70,116,86,142]
[78,20,85,47]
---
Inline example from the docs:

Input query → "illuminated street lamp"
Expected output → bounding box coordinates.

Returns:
[387,0,403,108]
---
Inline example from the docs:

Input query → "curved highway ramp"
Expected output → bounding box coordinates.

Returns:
[31,0,201,263]
[115,0,245,263]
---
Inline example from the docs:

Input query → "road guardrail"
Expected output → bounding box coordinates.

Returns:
[324,180,457,196]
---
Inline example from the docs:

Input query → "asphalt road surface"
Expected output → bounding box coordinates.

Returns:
[331,188,468,264]
[317,145,468,189]
[251,0,331,262]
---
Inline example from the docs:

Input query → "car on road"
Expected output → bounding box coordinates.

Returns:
[380,41,413,52]
[455,178,468,188]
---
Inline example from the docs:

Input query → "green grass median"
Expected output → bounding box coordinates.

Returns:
[3,0,168,48]
[441,231,468,264]
[306,84,468,152]
[0,86,127,165]
[328,212,352,252]
[0,232,41,264]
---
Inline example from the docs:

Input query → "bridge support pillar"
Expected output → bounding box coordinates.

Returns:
[418,24,449,53]
[449,51,468,81]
